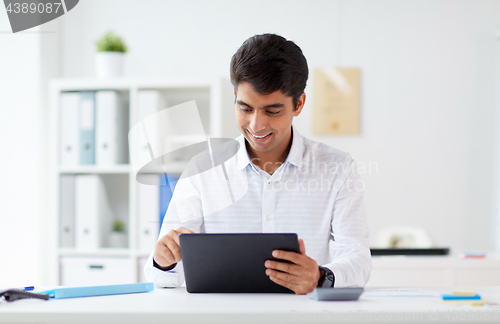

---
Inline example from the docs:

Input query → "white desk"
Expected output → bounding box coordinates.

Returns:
[2,286,500,324]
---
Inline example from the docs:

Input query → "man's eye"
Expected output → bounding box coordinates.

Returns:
[267,111,280,115]
[239,106,251,112]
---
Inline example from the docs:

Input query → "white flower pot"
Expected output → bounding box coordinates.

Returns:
[109,232,128,248]
[95,52,124,78]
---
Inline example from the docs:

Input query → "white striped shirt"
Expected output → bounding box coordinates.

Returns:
[145,125,371,288]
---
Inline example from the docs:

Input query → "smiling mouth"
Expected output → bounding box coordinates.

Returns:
[248,130,272,140]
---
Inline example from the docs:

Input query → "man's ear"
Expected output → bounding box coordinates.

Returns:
[233,88,237,103]
[294,93,306,117]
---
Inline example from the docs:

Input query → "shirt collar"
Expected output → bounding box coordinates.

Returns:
[235,124,304,171]
[286,125,304,167]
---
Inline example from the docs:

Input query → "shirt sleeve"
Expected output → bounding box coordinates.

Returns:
[144,172,205,288]
[322,158,372,288]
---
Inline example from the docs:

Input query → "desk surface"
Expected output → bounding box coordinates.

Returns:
[2,286,500,324]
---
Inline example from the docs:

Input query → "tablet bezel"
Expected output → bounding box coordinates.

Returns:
[179,233,299,293]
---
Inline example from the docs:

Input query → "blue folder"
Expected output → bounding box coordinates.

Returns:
[159,174,179,228]
[40,283,154,299]
[441,294,481,300]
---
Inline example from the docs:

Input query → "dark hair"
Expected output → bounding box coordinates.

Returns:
[230,34,308,110]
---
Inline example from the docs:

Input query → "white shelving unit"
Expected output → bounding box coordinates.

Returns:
[369,255,500,287]
[47,78,238,285]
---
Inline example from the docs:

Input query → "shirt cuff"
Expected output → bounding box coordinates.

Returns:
[153,258,177,271]
[327,263,347,287]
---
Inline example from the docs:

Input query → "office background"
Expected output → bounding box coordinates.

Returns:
[1,0,500,286]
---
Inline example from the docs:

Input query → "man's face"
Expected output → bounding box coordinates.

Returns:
[234,82,304,158]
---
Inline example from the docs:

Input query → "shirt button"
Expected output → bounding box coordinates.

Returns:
[266,215,271,221]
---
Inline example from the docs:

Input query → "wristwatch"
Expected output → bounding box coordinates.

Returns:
[153,258,177,271]
[317,266,335,288]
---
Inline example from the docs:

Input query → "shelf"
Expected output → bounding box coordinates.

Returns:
[59,165,131,174]
[58,248,131,257]
[58,249,153,259]
[50,78,215,92]
[59,163,187,175]
[134,161,188,175]
[50,78,236,286]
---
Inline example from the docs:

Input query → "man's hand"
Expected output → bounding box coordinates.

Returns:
[264,238,320,295]
[153,227,194,269]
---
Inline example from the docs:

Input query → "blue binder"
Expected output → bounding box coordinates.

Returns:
[40,283,154,299]
[159,174,179,230]
[79,91,96,165]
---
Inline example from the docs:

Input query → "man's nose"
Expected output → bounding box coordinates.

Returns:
[249,111,266,132]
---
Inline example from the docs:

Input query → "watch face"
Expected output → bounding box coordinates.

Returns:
[324,275,334,288]
[319,266,334,288]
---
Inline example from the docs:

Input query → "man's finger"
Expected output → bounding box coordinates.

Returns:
[269,276,298,293]
[266,268,301,284]
[298,238,306,255]
[156,245,175,265]
[171,227,193,246]
[272,250,302,264]
[176,227,194,234]
[265,260,301,276]
[169,229,181,246]
[165,239,181,262]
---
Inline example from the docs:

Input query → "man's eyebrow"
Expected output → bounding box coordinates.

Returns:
[236,100,285,109]
[236,100,252,108]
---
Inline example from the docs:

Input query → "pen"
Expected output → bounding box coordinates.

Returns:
[18,286,34,291]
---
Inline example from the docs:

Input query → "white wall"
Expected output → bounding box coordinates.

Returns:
[58,0,500,252]
[0,14,58,285]
[334,0,500,252]
[58,0,338,79]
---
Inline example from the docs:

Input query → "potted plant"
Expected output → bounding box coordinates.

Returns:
[109,219,128,248]
[95,31,128,78]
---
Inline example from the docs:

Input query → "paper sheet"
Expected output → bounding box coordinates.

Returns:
[362,288,438,298]
[312,67,360,135]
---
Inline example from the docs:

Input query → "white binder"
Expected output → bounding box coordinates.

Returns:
[79,92,96,165]
[60,175,75,248]
[137,175,160,251]
[134,92,166,250]
[137,90,164,121]
[75,175,111,249]
[131,91,165,167]
[60,92,80,165]
[95,91,128,165]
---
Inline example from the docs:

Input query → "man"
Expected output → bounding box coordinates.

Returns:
[145,34,371,294]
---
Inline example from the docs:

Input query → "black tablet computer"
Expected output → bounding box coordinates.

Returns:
[179,233,299,293]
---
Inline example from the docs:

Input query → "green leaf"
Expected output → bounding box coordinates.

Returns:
[112,219,126,233]
[96,31,128,53]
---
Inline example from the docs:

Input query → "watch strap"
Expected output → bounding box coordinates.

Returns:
[153,258,177,271]
[317,265,335,288]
